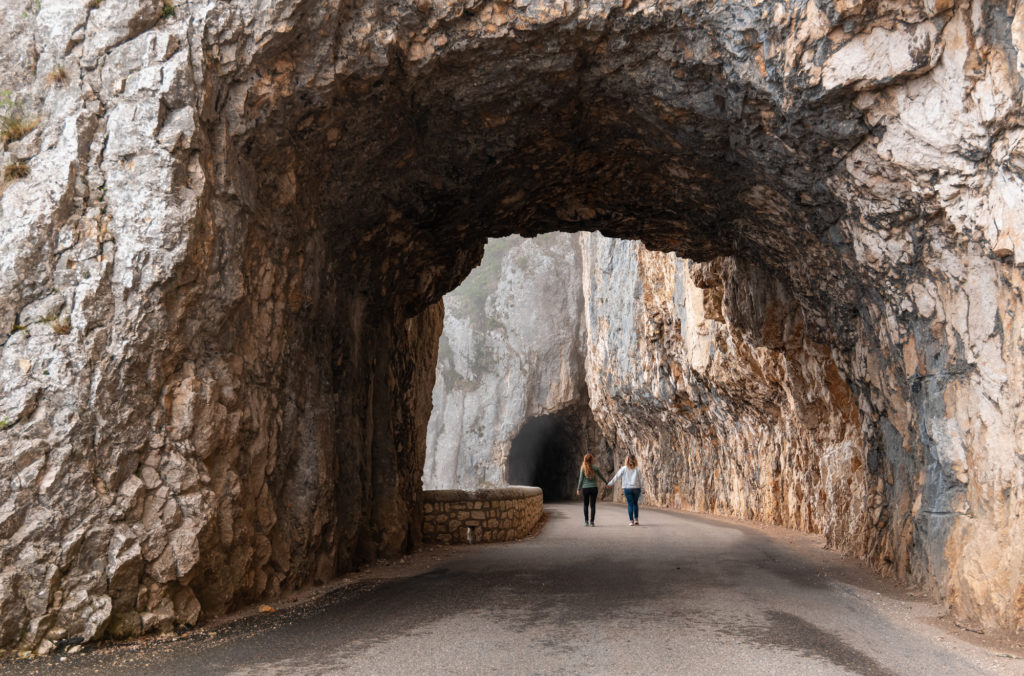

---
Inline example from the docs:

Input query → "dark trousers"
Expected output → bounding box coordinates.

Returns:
[582,487,598,523]
[624,488,641,521]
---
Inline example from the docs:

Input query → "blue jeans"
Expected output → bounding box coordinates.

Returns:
[624,488,640,521]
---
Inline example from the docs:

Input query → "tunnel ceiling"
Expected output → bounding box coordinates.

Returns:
[234,5,887,335]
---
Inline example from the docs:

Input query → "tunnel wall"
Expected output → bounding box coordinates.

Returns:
[2,0,1024,651]
[422,487,544,544]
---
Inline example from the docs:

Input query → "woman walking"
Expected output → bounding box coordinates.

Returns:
[607,454,643,525]
[576,453,607,527]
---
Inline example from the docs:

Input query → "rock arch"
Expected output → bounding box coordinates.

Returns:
[2,0,1023,650]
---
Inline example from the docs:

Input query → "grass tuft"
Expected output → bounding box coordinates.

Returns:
[50,317,71,335]
[1,115,37,144]
[0,91,38,144]
[47,64,69,87]
[3,161,29,181]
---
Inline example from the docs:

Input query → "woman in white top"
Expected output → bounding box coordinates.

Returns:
[607,454,643,525]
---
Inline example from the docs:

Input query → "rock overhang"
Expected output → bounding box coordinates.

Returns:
[3,0,1024,653]
[224,1,882,328]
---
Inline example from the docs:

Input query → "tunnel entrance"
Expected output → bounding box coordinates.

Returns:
[503,403,612,501]
[506,414,577,500]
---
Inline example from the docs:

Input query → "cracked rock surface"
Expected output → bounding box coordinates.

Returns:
[2,0,1024,651]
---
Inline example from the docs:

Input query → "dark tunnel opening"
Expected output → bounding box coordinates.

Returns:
[506,414,581,501]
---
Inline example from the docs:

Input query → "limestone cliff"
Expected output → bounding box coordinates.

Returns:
[423,233,588,490]
[2,0,1024,651]
[582,235,869,554]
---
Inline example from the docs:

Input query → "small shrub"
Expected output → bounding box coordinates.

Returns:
[161,1,174,18]
[87,0,102,8]
[3,161,29,181]
[47,65,69,87]
[1,116,36,143]
[0,91,38,144]
[50,317,71,335]
[0,418,12,431]
[20,0,41,18]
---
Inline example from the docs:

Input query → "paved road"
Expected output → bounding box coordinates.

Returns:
[8,503,1022,675]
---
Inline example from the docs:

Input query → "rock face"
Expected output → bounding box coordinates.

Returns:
[423,233,590,491]
[2,0,1024,650]
[581,235,868,549]
[433,232,867,548]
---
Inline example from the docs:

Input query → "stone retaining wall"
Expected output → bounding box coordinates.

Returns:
[422,487,544,544]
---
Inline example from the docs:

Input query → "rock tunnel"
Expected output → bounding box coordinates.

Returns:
[506,415,574,499]
[505,404,607,501]
[2,0,1024,651]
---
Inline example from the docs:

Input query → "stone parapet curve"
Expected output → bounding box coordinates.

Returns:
[422,487,544,545]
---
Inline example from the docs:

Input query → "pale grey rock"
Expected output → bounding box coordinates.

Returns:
[424,233,588,489]
[82,0,163,66]
[822,21,945,91]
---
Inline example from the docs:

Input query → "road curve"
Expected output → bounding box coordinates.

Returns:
[7,502,1022,675]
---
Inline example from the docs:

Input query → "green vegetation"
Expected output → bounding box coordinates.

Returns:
[437,334,454,367]
[161,1,175,18]
[440,236,523,384]
[0,418,13,431]
[21,0,41,18]
[50,316,71,335]
[469,334,499,374]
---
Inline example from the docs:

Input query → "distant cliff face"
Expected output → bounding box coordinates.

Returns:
[581,235,869,553]
[2,0,1024,652]
[423,234,588,490]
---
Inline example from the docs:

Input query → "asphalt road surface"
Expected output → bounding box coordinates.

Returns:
[7,502,1023,675]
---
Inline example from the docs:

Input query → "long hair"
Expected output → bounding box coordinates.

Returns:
[626,454,637,469]
[581,453,594,479]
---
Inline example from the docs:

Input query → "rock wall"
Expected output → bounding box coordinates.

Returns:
[1,0,1024,650]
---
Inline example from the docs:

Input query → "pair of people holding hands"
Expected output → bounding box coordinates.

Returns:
[576,453,643,526]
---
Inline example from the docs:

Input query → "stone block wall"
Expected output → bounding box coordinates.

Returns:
[422,487,543,545]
